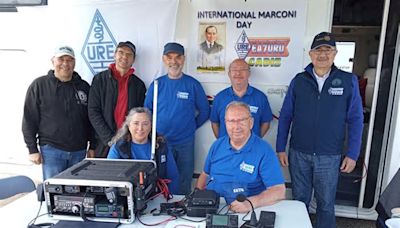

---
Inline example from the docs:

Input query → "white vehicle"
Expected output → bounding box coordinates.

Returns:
[0,0,398,221]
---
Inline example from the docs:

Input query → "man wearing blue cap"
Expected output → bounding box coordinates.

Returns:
[145,42,210,194]
[276,32,363,228]
[89,41,146,157]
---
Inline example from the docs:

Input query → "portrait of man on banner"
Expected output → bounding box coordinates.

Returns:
[197,22,226,73]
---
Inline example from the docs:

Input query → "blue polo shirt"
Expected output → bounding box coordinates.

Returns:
[108,142,151,159]
[144,74,210,145]
[204,134,284,204]
[210,86,273,138]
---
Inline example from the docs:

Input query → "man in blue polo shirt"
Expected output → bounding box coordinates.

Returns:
[145,42,210,195]
[197,101,285,213]
[276,32,363,228]
[210,58,273,138]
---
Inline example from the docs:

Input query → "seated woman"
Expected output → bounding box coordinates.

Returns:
[107,107,179,194]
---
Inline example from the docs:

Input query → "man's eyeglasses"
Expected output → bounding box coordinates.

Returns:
[225,117,251,125]
[311,48,336,55]
[229,68,250,73]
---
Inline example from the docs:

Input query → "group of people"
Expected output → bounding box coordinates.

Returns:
[22,32,363,228]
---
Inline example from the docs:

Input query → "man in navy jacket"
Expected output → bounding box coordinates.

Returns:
[276,32,363,228]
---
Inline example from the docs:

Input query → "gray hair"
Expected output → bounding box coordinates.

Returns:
[224,101,251,118]
[108,107,152,146]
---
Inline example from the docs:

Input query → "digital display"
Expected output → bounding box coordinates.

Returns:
[212,215,228,225]
[97,205,109,212]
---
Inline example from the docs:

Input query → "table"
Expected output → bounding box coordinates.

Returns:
[0,192,312,228]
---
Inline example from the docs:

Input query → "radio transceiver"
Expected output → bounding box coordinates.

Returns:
[44,159,158,224]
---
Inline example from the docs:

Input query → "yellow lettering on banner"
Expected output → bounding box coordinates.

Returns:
[247,58,281,67]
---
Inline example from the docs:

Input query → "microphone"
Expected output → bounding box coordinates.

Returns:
[236,194,258,227]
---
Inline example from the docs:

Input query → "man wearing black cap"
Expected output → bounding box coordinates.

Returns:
[22,46,95,180]
[144,42,210,194]
[89,41,146,157]
[276,32,363,228]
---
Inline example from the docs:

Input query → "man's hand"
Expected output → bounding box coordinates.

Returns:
[340,157,356,173]
[86,149,95,158]
[277,152,289,167]
[230,199,252,213]
[29,153,42,165]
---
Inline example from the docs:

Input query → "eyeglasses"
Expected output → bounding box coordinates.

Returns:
[311,48,336,55]
[229,68,250,73]
[225,117,251,125]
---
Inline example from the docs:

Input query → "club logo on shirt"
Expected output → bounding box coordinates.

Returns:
[177,91,189,99]
[328,87,344,96]
[240,161,254,174]
[249,105,259,114]
[161,154,166,163]
[233,188,245,193]
[332,78,342,86]
[76,90,88,105]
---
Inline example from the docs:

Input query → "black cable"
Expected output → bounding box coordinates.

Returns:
[28,200,43,226]
[241,211,251,222]
[27,213,53,228]
[27,200,55,228]
[80,191,89,222]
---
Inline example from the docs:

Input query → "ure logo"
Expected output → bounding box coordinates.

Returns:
[81,9,117,75]
[235,30,251,59]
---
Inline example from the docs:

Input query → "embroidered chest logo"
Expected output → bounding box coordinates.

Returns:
[160,154,166,163]
[240,161,255,174]
[249,105,259,114]
[332,78,342,86]
[328,87,344,96]
[233,188,245,193]
[177,91,189,99]
[76,90,88,105]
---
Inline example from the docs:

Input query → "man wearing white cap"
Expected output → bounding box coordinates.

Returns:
[22,46,95,180]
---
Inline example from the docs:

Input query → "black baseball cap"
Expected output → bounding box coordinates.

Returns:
[311,32,336,50]
[117,41,136,55]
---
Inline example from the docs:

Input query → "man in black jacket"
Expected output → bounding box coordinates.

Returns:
[22,46,95,180]
[88,41,146,157]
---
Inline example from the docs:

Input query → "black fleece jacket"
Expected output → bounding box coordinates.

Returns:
[88,69,146,147]
[22,70,95,154]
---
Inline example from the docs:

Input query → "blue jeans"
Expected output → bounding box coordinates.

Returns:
[40,144,86,180]
[169,140,194,195]
[289,148,341,228]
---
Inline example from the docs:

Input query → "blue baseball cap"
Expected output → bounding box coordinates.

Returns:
[311,32,336,50]
[117,41,136,56]
[163,42,184,55]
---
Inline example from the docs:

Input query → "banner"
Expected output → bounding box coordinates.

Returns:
[185,0,307,86]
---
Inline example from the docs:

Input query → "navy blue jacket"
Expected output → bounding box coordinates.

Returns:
[276,64,363,160]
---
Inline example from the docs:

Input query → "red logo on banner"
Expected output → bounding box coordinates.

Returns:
[247,38,290,57]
